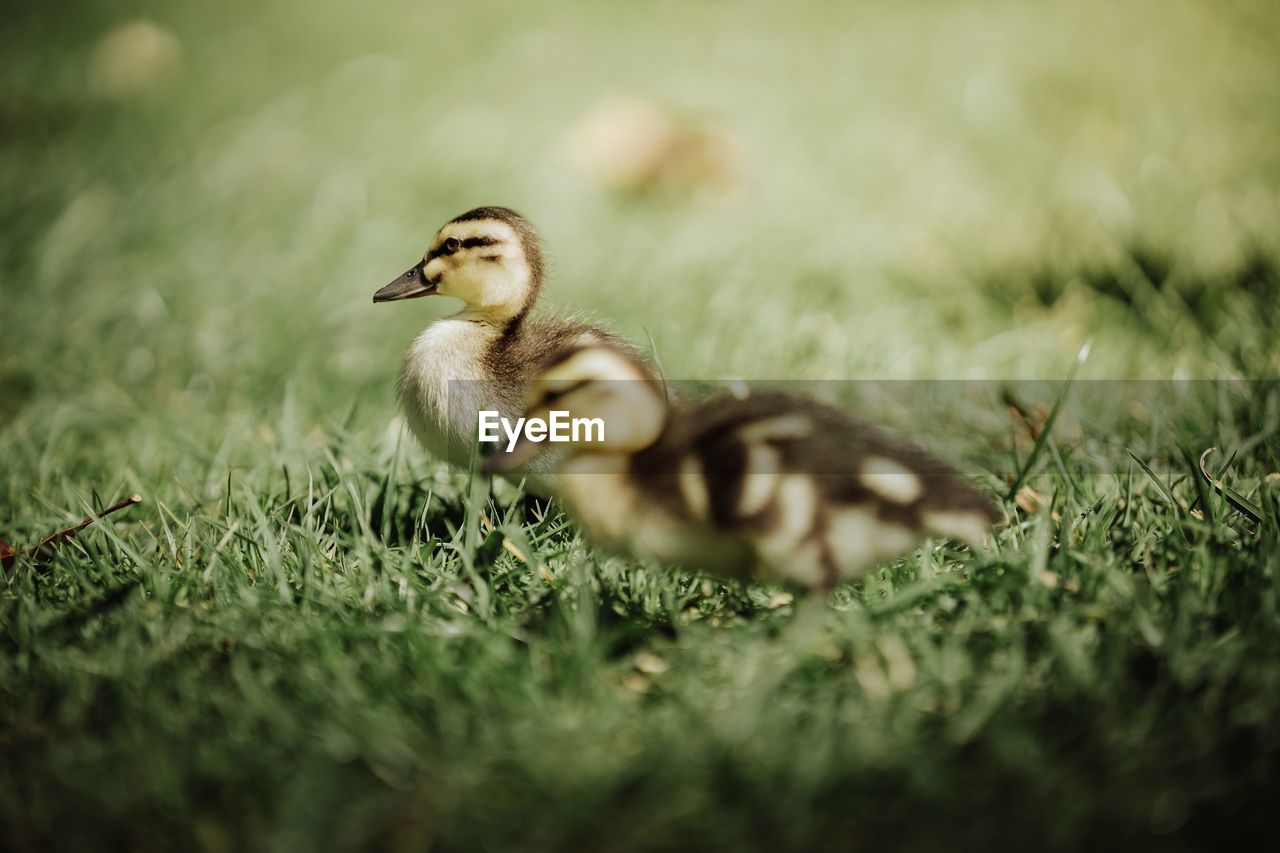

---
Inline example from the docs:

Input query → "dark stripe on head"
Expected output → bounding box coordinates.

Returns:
[449,205,545,307]
[425,235,502,261]
[535,378,593,409]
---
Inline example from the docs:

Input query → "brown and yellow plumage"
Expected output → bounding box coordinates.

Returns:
[373,207,647,479]
[488,344,1000,590]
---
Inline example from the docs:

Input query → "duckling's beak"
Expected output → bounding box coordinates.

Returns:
[373,261,436,302]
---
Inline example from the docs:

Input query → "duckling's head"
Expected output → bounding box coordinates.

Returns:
[484,344,667,474]
[374,206,544,322]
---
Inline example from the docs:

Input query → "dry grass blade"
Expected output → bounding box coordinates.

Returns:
[2,494,143,570]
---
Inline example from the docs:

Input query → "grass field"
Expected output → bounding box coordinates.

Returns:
[3,0,1280,849]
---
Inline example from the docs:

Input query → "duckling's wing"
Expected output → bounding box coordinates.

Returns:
[654,393,999,588]
[783,397,1001,547]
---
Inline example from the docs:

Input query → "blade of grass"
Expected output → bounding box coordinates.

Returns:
[1180,444,1214,525]
[459,450,494,620]
[1126,449,1178,508]
[1006,340,1090,500]
[1198,447,1264,525]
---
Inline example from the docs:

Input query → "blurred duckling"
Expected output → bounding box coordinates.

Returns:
[374,207,640,475]
[566,98,738,194]
[486,344,999,591]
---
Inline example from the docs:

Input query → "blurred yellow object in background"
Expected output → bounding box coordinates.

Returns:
[566,97,738,194]
[88,19,182,102]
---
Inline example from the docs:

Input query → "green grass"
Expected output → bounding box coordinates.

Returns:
[3,0,1280,849]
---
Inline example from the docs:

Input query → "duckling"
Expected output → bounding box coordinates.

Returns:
[374,207,641,475]
[485,344,1000,591]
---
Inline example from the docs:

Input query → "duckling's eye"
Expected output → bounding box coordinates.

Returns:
[442,237,461,255]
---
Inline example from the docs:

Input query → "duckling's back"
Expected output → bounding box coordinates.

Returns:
[487,314,652,385]
[626,391,999,588]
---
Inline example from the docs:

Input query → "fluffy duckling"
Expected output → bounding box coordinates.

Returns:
[486,344,1000,591]
[374,207,639,474]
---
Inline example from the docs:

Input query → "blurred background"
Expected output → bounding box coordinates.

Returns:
[4,2,1280,849]
[4,0,1279,432]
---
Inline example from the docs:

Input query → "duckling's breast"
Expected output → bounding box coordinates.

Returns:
[397,319,514,464]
